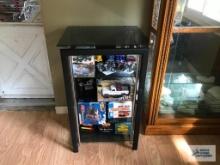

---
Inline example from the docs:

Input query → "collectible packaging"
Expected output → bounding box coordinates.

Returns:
[80,123,114,133]
[78,102,106,125]
[98,123,114,133]
[108,101,132,119]
[115,122,132,134]
[96,55,138,77]
[80,125,95,133]
[76,79,97,101]
[97,78,135,101]
[72,56,95,77]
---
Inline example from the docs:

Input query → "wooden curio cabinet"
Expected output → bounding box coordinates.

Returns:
[144,0,220,134]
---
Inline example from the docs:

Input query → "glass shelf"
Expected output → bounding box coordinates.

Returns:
[79,118,132,142]
[95,70,136,79]
[80,131,131,142]
[71,55,138,79]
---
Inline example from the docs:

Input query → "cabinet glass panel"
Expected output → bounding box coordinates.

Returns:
[70,54,141,142]
[159,32,220,117]
[175,0,220,27]
[0,0,41,23]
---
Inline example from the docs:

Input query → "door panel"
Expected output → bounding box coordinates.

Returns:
[0,25,54,98]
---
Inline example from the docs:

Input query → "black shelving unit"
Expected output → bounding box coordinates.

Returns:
[57,26,148,152]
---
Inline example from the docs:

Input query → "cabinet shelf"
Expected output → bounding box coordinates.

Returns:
[95,71,136,79]
[80,132,131,142]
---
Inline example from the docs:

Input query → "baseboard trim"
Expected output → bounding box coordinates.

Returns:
[55,106,68,114]
[0,98,55,107]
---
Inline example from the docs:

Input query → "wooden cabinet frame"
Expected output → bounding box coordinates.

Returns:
[144,0,220,135]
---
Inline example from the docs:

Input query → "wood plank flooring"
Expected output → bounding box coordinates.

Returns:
[0,110,219,165]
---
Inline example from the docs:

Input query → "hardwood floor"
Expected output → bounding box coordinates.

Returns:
[0,110,219,165]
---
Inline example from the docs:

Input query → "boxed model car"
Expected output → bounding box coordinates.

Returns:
[78,102,106,125]
[108,101,132,119]
[96,55,138,77]
[72,56,95,77]
[97,78,135,101]
[115,122,132,134]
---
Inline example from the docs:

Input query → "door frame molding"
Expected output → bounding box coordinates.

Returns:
[145,0,178,126]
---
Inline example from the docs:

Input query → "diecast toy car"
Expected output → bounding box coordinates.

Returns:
[102,83,130,97]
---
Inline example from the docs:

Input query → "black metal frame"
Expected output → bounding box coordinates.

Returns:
[60,48,148,152]
[61,55,80,152]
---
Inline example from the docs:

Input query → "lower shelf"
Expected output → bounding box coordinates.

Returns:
[80,132,131,142]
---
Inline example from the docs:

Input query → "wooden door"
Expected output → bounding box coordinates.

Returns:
[0,25,54,98]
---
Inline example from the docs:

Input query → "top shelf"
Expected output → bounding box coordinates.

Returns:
[72,71,136,79]
[71,55,139,79]
[57,26,147,49]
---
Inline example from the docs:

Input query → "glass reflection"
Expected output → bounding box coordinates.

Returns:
[146,32,156,95]
[159,32,220,117]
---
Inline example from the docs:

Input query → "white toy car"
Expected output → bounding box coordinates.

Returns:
[102,83,130,97]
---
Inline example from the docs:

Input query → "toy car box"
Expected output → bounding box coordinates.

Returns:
[72,56,95,77]
[97,78,135,101]
[108,101,132,119]
[78,102,106,125]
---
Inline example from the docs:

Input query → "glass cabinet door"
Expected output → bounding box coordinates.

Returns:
[158,0,220,118]
[70,54,142,143]
[143,0,220,134]
[159,32,220,117]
